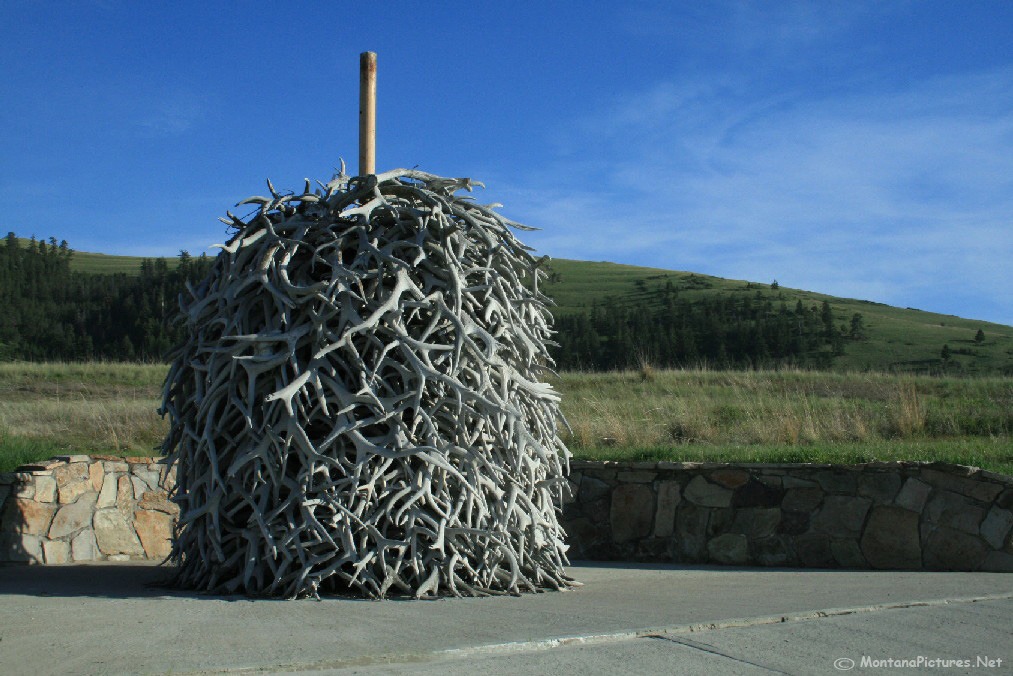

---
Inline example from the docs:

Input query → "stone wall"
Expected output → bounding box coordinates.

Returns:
[561,460,1013,571]
[0,455,178,564]
[4,456,1012,571]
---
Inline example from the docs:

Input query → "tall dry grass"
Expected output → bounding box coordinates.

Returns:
[554,367,1012,451]
[0,362,167,458]
[0,399,165,453]
[1,362,1010,473]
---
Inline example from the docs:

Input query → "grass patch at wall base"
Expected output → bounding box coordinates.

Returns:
[573,438,1013,476]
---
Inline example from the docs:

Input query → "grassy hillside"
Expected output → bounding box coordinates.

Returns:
[72,250,179,275]
[541,259,1013,375]
[13,236,180,275]
[11,237,1012,374]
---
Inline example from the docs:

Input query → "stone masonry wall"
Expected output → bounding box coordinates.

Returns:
[562,461,1013,572]
[0,455,178,564]
[3,456,1011,571]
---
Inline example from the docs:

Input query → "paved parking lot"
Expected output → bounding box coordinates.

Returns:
[0,562,1009,674]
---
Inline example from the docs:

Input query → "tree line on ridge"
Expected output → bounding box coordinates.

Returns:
[1,233,862,368]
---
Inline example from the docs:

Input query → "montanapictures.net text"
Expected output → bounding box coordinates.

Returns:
[861,656,1004,669]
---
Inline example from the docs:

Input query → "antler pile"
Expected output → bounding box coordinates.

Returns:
[159,167,572,598]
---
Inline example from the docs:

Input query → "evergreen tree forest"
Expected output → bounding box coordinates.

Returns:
[1,232,861,368]
[551,290,856,371]
[0,233,212,361]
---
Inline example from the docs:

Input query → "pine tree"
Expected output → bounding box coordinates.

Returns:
[850,313,866,339]
[821,300,834,338]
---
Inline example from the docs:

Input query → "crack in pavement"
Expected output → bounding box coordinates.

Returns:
[176,593,1013,673]
[647,634,792,675]
[640,592,1013,638]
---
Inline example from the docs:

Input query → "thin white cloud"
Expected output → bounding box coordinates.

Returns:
[136,97,206,136]
[500,66,1013,325]
[620,1,888,57]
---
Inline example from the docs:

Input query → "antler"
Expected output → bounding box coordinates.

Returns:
[159,168,573,599]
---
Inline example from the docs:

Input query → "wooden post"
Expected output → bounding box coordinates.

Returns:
[359,51,377,176]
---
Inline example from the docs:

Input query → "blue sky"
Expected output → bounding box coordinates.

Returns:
[2,1,1011,325]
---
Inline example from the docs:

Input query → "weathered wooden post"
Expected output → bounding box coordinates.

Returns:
[359,51,376,176]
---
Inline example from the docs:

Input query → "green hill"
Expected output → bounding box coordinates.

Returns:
[10,236,1012,374]
[13,236,181,275]
[541,259,1013,375]
[71,250,181,275]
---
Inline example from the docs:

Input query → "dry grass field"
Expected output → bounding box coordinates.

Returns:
[554,367,1012,474]
[1,362,1010,474]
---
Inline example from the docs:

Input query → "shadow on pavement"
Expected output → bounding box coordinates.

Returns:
[0,562,460,602]
[0,559,968,603]
[0,563,233,600]
[571,559,945,574]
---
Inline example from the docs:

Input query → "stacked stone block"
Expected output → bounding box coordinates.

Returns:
[0,456,178,564]
[3,456,1011,572]
[562,461,1013,572]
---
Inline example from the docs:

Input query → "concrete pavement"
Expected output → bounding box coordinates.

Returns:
[0,562,1010,674]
